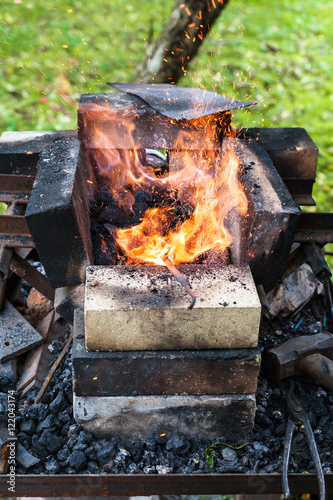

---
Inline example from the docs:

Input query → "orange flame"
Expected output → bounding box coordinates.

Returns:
[82,102,248,266]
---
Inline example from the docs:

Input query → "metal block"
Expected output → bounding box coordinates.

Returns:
[0,130,76,175]
[240,127,318,179]
[25,135,94,288]
[240,128,318,206]
[223,138,301,288]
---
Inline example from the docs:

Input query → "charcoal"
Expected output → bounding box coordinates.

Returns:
[66,434,78,451]
[58,410,71,424]
[35,430,62,458]
[92,229,119,266]
[96,442,117,465]
[87,460,99,472]
[49,391,67,414]
[97,193,149,227]
[57,447,70,463]
[165,435,190,455]
[61,423,71,436]
[48,340,63,355]
[36,414,56,434]
[77,430,93,444]
[0,359,17,390]
[68,423,81,437]
[30,402,49,422]
[103,461,115,472]
[20,419,36,435]
[45,457,60,474]
[68,450,87,471]
[0,393,7,422]
[222,447,238,461]
[146,437,156,451]
[252,441,270,458]
[85,446,97,460]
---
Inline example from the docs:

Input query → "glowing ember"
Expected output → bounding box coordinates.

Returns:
[115,142,247,265]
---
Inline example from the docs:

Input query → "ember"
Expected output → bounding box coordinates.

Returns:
[114,140,248,267]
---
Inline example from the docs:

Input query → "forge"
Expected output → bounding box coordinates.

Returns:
[6,83,319,440]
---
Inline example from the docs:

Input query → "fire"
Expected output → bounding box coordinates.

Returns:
[82,99,248,266]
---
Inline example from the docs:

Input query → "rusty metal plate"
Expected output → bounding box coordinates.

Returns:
[295,213,333,244]
[0,300,43,362]
[0,215,31,236]
[0,174,35,193]
[109,83,255,120]
[1,473,333,497]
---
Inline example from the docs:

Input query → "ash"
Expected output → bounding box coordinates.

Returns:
[12,302,333,476]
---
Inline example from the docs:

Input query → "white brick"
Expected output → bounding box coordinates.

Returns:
[85,264,261,351]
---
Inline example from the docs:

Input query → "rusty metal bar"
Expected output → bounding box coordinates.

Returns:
[0,235,34,248]
[295,213,333,244]
[0,215,31,237]
[0,473,332,497]
[0,174,35,193]
[0,193,30,204]
[10,252,54,302]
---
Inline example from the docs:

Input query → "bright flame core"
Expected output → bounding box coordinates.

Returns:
[85,104,248,266]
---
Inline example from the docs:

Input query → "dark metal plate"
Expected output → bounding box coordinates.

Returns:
[109,83,255,120]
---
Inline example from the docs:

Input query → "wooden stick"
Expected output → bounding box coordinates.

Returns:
[34,325,73,404]
[163,256,196,309]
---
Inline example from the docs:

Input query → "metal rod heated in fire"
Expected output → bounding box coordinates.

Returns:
[163,256,196,310]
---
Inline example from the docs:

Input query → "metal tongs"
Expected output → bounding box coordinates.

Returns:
[282,380,326,500]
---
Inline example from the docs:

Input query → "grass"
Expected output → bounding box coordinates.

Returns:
[1,0,332,216]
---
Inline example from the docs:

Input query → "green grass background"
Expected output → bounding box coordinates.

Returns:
[1,0,332,215]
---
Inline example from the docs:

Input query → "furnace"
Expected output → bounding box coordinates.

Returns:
[20,83,319,440]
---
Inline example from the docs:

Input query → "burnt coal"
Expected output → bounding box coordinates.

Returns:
[68,450,87,471]
[166,435,191,455]
[20,418,36,435]
[49,391,67,414]
[45,457,60,474]
[90,188,194,265]
[96,440,117,465]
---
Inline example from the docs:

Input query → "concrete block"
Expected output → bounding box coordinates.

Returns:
[74,393,256,441]
[85,264,261,351]
[73,311,260,396]
[25,135,94,288]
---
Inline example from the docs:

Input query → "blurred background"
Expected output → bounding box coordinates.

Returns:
[1,0,332,213]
